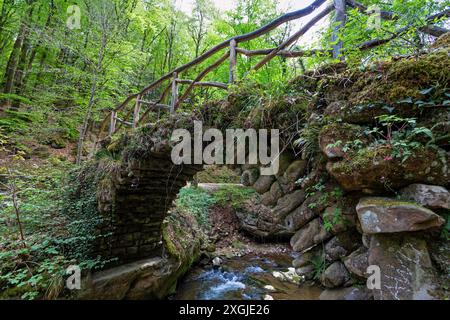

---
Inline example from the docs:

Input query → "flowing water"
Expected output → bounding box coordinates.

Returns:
[174,251,322,300]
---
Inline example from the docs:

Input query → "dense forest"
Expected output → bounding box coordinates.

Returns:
[0,0,449,302]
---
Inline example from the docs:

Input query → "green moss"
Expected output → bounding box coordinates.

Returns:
[331,146,387,174]
[162,222,181,260]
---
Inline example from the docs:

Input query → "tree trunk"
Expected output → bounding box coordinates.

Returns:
[76,30,107,165]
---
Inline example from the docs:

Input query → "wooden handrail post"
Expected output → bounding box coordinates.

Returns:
[133,95,141,128]
[332,0,346,61]
[109,110,116,136]
[229,39,237,84]
[170,72,178,113]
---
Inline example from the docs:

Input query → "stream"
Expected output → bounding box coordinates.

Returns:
[173,251,323,300]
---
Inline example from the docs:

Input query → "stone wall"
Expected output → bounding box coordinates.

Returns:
[234,38,450,300]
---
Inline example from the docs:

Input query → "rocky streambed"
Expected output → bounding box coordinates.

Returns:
[173,246,322,300]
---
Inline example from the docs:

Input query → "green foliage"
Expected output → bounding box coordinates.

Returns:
[176,186,216,226]
[61,164,113,265]
[311,252,327,281]
[294,123,322,159]
[0,162,72,299]
[368,115,435,162]
[441,211,450,241]
[323,207,343,233]
[195,165,241,184]
[212,185,256,210]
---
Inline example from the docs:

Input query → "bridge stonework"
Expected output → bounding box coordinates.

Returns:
[93,151,202,264]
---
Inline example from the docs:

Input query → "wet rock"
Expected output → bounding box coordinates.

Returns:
[319,123,367,159]
[261,181,283,207]
[212,257,223,267]
[319,286,373,300]
[241,168,259,186]
[356,197,445,234]
[253,175,276,194]
[272,189,305,221]
[79,256,194,300]
[320,261,350,288]
[327,146,449,191]
[264,285,276,292]
[272,268,301,284]
[324,231,361,262]
[344,247,369,278]
[369,234,439,300]
[399,184,450,210]
[290,218,332,252]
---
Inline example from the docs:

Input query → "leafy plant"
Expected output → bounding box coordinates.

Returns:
[176,186,216,226]
[212,185,256,210]
[368,115,435,162]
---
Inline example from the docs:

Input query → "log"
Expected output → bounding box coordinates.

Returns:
[251,4,334,72]
[229,39,237,83]
[115,117,132,126]
[236,47,326,57]
[133,0,327,97]
[109,111,116,136]
[101,0,327,135]
[332,0,347,61]
[133,95,141,128]
[354,9,450,51]
[346,0,450,37]
[137,83,172,125]
[171,72,178,114]
[176,51,230,108]
[176,79,228,89]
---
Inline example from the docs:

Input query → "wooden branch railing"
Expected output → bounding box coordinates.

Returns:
[95,0,450,143]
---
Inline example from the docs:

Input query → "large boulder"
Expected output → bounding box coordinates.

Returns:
[319,123,367,159]
[399,184,450,210]
[272,189,305,221]
[319,286,373,300]
[290,218,332,252]
[327,146,449,192]
[368,234,439,300]
[356,197,445,234]
[344,247,369,279]
[320,261,351,288]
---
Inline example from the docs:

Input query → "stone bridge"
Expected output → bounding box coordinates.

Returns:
[80,43,450,299]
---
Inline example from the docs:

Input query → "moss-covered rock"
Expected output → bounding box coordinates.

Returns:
[319,123,368,158]
[327,145,449,191]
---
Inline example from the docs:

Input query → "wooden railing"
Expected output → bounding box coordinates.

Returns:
[97,0,449,140]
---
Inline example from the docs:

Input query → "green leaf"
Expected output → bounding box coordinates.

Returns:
[419,87,434,95]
